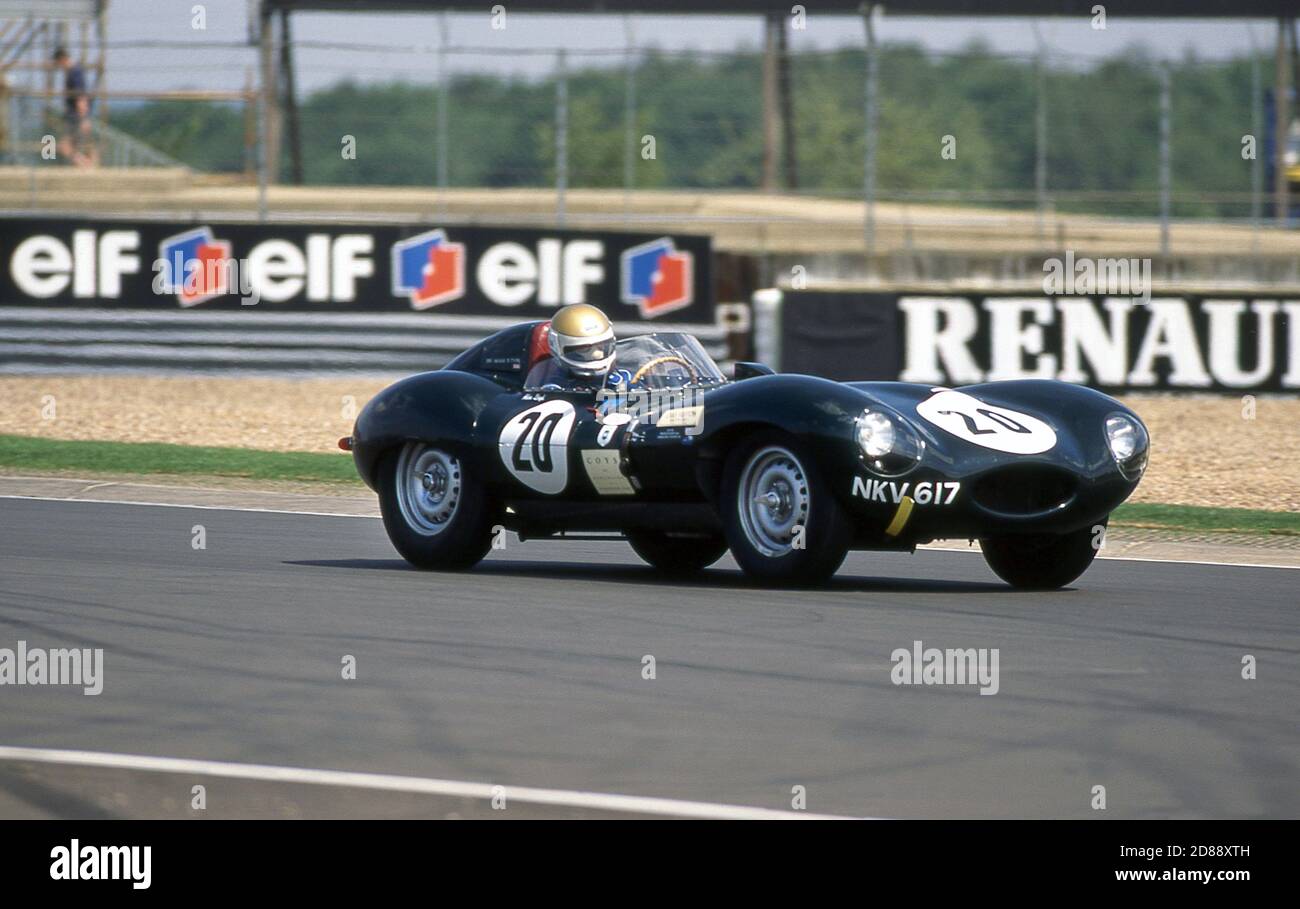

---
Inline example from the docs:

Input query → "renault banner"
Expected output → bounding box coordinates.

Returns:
[770,290,1299,393]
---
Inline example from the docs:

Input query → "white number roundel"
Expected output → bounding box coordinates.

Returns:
[498,400,577,494]
[915,389,1057,454]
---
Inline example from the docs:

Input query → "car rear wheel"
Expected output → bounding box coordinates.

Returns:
[721,431,852,585]
[625,530,727,576]
[980,520,1105,589]
[378,441,497,570]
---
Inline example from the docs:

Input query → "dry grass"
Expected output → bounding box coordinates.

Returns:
[1124,393,1299,512]
[1,376,1296,511]
[0,375,390,455]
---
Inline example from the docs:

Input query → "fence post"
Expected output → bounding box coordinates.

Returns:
[1273,17,1292,226]
[1034,49,1045,241]
[243,70,256,179]
[1158,63,1171,258]
[555,47,568,226]
[762,14,780,191]
[862,4,878,260]
[280,8,303,186]
[623,16,636,219]
[256,2,273,221]
[1032,24,1047,245]
[1250,37,1262,257]
[437,11,450,219]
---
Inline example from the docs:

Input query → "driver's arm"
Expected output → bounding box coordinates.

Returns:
[525,359,562,389]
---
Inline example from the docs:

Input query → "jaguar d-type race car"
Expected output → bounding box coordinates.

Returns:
[346,319,1149,589]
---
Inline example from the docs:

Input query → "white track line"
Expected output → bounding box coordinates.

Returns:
[1095,554,1299,570]
[0,746,853,820]
[916,543,1300,571]
[0,494,376,520]
[4,494,1297,569]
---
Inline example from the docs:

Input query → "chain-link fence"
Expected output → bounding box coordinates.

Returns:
[4,18,1298,264]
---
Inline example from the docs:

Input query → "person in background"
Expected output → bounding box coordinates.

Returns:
[53,47,95,167]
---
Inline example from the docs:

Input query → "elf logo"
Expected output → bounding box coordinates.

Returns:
[391,228,465,309]
[158,226,233,306]
[152,229,375,307]
[8,229,140,299]
[620,237,693,318]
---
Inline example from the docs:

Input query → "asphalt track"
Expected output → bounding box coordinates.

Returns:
[0,497,1296,819]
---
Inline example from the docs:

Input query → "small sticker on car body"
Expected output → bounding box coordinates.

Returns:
[581,449,635,495]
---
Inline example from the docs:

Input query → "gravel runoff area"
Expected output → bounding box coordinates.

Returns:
[1,375,1297,512]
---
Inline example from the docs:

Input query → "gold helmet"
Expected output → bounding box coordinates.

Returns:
[548,303,616,378]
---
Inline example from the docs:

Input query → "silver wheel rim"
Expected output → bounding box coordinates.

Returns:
[737,445,809,558]
[395,443,462,536]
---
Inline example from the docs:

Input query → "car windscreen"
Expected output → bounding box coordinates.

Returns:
[610,332,726,389]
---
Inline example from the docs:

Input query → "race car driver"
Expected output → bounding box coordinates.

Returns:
[525,303,620,391]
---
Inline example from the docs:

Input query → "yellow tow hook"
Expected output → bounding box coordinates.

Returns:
[884,494,915,537]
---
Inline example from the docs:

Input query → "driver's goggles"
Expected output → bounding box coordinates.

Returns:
[564,340,614,362]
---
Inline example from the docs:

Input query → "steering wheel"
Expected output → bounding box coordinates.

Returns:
[631,354,698,385]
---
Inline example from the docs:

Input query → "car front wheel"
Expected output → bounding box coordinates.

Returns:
[377,441,497,570]
[721,432,852,585]
[980,520,1105,589]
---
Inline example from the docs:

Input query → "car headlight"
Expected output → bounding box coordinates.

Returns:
[855,408,923,476]
[857,411,894,458]
[1105,413,1149,481]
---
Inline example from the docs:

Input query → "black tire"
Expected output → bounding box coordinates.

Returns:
[626,530,727,576]
[980,520,1105,590]
[377,441,499,570]
[720,430,852,586]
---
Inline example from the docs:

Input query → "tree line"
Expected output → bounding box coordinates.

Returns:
[111,41,1262,217]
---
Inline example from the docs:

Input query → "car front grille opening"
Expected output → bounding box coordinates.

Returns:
[972,465,1077,515]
